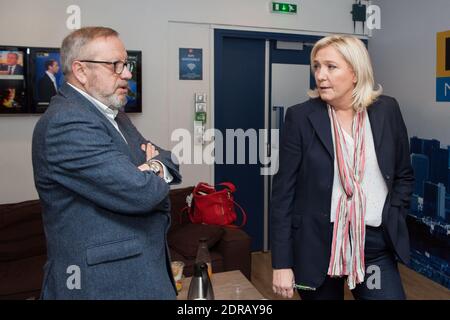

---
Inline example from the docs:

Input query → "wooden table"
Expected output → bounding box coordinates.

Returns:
[177,270,265,300]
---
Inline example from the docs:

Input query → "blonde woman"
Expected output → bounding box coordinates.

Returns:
[270,35,414,300]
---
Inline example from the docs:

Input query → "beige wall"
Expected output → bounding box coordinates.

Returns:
[0,0,368,203]
[370,0,450,146]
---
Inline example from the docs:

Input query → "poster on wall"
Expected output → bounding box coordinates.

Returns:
[0,47,28,114]
[122,50,142,113]
[436,30,450,102]
[0,45,143,115]
[179,48,202,80]
[409,136,450,289]
[29,48,63,113]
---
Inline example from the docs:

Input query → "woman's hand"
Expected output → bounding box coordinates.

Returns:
[272,268,294,298]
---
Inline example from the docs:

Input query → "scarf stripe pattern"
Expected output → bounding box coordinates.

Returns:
[327,105,367,290]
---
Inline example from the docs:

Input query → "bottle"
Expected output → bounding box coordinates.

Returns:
[187,262,214,300]
[195,237,212,278]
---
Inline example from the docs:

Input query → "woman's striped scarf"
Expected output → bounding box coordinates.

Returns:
[327,105,367,290]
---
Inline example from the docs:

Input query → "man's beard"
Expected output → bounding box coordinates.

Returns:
[105,93,128,110]
[90,87,128,110]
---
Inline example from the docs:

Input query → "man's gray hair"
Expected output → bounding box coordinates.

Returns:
[60,26,119,75]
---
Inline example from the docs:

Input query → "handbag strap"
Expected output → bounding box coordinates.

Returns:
[226,198,247,228]
[193,182,215,196]
[217,182,236,193]
[193,182,236,195]
[217,182,246,228]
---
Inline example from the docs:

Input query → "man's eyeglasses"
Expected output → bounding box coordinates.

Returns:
[78,60,134,74]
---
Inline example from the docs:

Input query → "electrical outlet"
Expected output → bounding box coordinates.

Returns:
[195,93,207,103]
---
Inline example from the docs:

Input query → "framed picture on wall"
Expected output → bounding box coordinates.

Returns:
[0,47,143,115]
[0,46,28,114]
[123,50,142,113]
[179,48,202,80]
[28,47,63,113]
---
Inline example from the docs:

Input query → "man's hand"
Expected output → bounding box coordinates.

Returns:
[273,268,295,298]
[141,143,159,161]
[138,143,163,177]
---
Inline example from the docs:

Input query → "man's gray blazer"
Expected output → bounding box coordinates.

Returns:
[32,82,182,299]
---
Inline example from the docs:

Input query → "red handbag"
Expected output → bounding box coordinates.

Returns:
[185,182,247,228]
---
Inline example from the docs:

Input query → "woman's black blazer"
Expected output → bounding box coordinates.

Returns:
[270,95,414,289]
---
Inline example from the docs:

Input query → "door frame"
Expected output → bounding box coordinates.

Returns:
[214,29,323,251]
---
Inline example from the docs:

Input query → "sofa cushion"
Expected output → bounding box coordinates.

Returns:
[0,254,46,300]
[0,200,47,262]
[168,223,224,258]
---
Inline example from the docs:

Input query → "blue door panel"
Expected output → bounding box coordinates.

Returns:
[215,36,266,251]
[214,30,323,252]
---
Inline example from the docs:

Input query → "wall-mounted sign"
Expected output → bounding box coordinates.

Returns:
[271,2,297,14]
[179,48,202,80]
[436,30,450,102]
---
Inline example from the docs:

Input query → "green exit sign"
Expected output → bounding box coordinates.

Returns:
[272,2,297,14]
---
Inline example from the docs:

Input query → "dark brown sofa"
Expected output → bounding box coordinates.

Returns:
[0,186,251,300]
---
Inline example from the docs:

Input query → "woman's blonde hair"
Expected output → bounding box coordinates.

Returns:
[308,34,382,111]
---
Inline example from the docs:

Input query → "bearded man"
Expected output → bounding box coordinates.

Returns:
[32,27,181,300]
